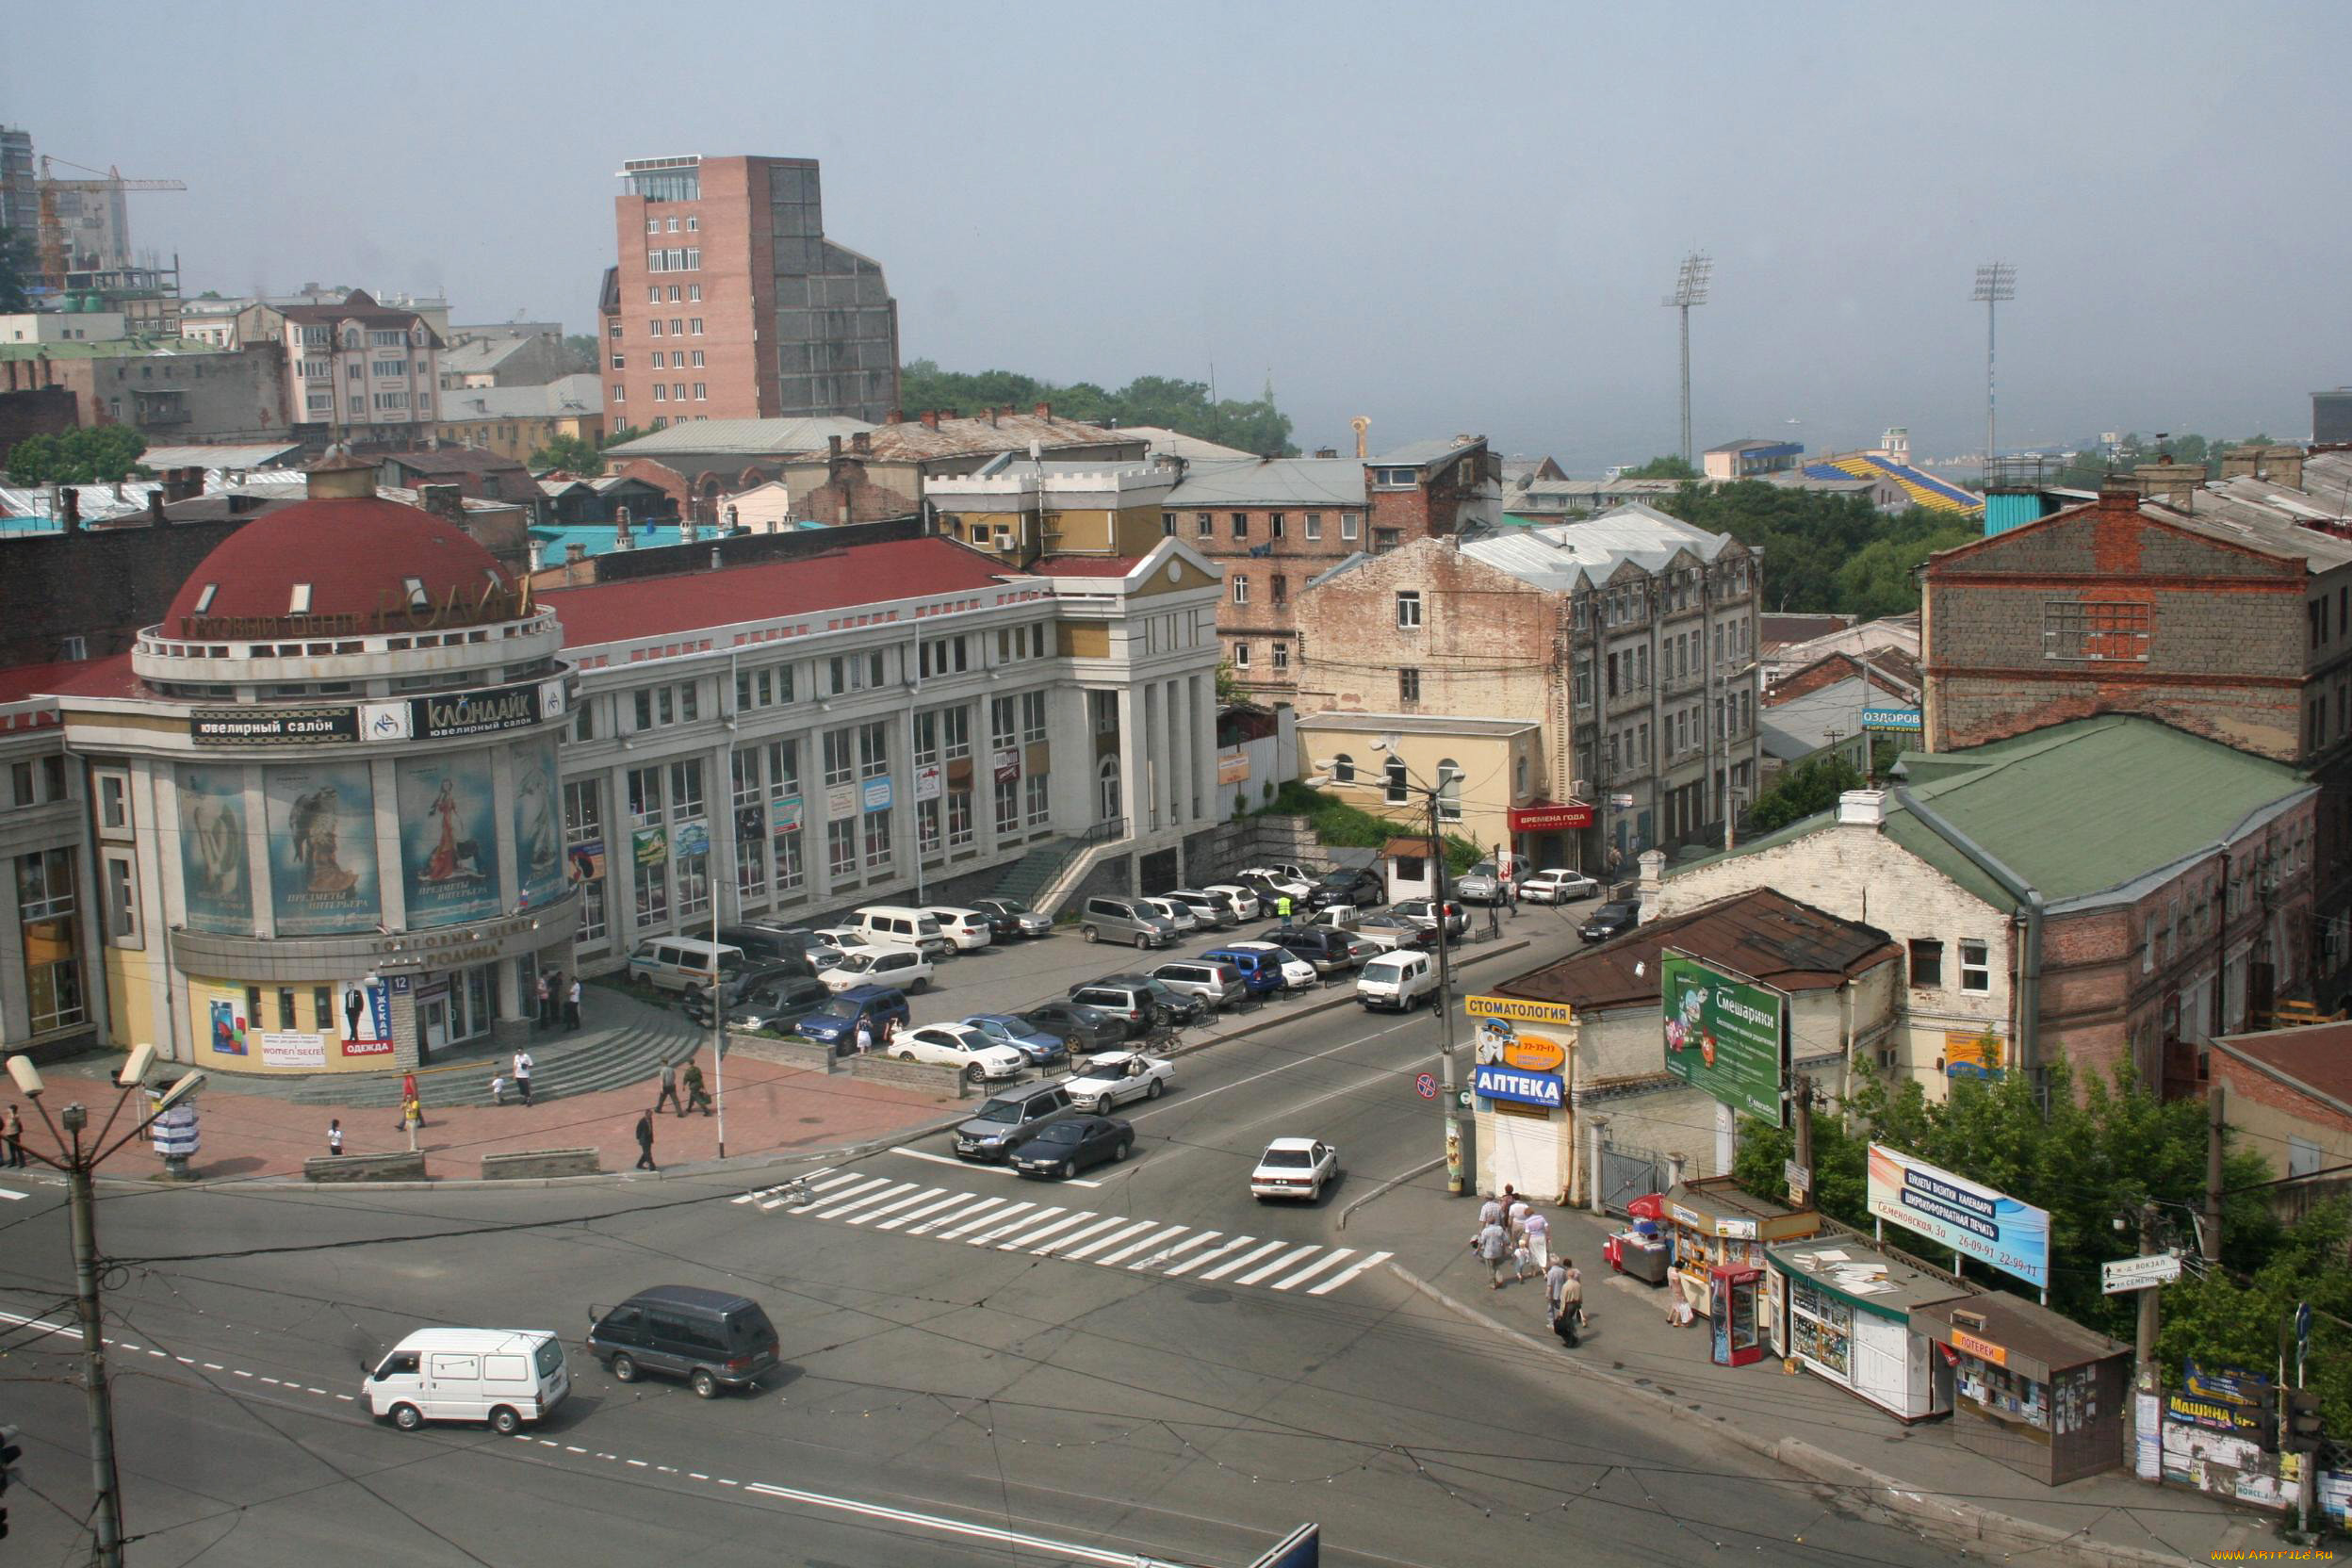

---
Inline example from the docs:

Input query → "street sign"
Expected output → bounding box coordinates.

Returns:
[1785,1159,1811,1193]
[2102,1253,2182,1295]
[1413,1073,1438,1101]
[1456,1089,1473,1109]
[1862,708,1922,731]
[1608,792,1636,808]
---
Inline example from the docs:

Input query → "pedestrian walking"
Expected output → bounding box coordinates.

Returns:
[397,1072,422,1132]
[513,1049,534,1106]
[564,975,583,1032]
[1478,1192,1504,1229]
[327,1119,344,1156]
[1544,1255,1569,1319]
[1553,1260,1586,1348]
[655,1059,683,1116]
[1474,1217,1511,1289]
[5,1102,25,1168]
[534,972,552,1032]
[1523,1208,1551,1271]
[855,1016,874,1056]
[1507,1193,1532,1242]
[633,1110,657,1171]
[682,1055,712,1116]
[881,1015,901,1052]
[546,972,565,1031]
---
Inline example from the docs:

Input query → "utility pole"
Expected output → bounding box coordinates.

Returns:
[1789,1074,1814,1205]
[1429,785,1463,1195]
[1971,262,2016,468]
[2203,1082,2226,1265]
[1663,253,1711,468]
[2134,1200,2162,1402]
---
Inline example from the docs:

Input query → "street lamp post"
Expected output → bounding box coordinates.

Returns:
[7,1045,207,1568]
[1362,741,1468,1196]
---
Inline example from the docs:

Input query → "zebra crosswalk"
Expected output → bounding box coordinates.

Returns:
[733,1168,1392,1298]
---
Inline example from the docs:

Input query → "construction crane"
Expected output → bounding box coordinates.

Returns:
[34,155,185,292]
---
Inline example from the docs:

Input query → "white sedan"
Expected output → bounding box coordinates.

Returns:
[811,925,872,954]
[1250,1137,1338,1202]
[894,1022,1025,1082]
[1202,883,1263,922]
[1065,1051,1174,1113]
[821,943,933,993]
[1522,869,1602,905]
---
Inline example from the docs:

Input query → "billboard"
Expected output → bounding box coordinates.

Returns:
[511,738,566,908]
[336,979,394,1057]
[395,754,503,925]
[264,762,382,935]
[1866,1143,2050,1290]
[1660,953,1788,1125]
[176,765,254,933]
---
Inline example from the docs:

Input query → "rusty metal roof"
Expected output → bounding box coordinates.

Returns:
[863,412,1144,463]
[1494,887,1898,1012]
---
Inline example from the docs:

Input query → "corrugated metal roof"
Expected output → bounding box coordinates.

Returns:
[1369,436,1484,468]
[1462,502,1738,591]
[434,374,603,422]
[604,416,874,458]
[1116,425,1258,462]
[1493,886,1898,1011]
[1164,457,1366,508]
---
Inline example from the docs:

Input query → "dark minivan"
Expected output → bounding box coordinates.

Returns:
[586,1285,778,1398]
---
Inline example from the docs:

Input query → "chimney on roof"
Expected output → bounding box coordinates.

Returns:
[725,503,739,531]
[1034,401,1051,420]
[614,504,635,551]
[681,505,699,546]
[2098,486,2141,514]
[167,466,202,501]
[827,434,841,459]
[58,487,79,534]
[2128,463,2201,509]
[304,449,377,501]
[987,407,999,428]
[418,483,465,523]
[564,542,586,565]
[885,407,904,426]
[146,488,165,527]
[1837,790,1886,827]
[851,431,870,455]
[920,410,940,431]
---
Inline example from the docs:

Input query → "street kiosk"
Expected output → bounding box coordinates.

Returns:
[1662,1176,1819,1321]
[1766,1238,1971,1420]
[1910,1294,2131,1486]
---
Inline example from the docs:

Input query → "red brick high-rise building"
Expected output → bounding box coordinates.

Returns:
[600,155,899,430]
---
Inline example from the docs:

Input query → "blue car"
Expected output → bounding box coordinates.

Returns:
[964,1013,1070,1069]
[797,985,911,1053]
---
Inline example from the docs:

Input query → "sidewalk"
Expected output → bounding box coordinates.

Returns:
[1363,1175,2288,1567]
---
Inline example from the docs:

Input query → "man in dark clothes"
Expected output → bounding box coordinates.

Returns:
[633,1111,657,1171]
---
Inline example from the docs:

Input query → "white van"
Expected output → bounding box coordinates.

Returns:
[923,906,995,952]
[852,906,954,958]
[627,936,745,994]
[1357,951,1437,1011]
[364,1327,569,1433]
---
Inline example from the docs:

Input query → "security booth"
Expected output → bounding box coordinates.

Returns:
[1662,1176,1819,1321]
[1708,1262,1766,1367]
[1910,1294,2130,1486]
[1766,1238,1971,1421]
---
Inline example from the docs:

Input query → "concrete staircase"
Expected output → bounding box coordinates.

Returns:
[990,837,1086,909]
[287,999,703,1111]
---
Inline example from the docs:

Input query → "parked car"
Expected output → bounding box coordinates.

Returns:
[1388,898,1469,938]
[851,906,954,959]
[1250,1137,1338,1202]
[1454,862,1513,906]
[717,975,837,1036]
[1347,911,1439,953]
[952,1081,1075,1162]
[1201,883,1264,922]
[1258,925,1363,976]
[923,906,996,952]
[1063,1050,1175,1113]
[1579,899,1642,944]
[715,924,825,976]
[1240,864,1316,897]
[895,1022,1026,1082]
[1069,976,1205,1036]
[970,897,1054,939]
[1150,957,1248,1009]
[627,937,746,994]
[1164,889,1238,928]
[1523,868,1602,905]
[1195,944,1287,994]
[1140,895,1201,936]
[681,962,808,1026]
[794,986,911,1053]
[1238,873,1299,911]
[1204,940,1317,990]
[1306,867,1386,910]
[821,943,933,994]
[1077,895,1176,950]
[962,1013,1071,1069]
[585,1285,778,1399]
[810,926,871,956]
[1010,1114,1135,1179]
[1356,951,1438,1011]
[1016,1000,1129,1054]
[364,1328,568,1434]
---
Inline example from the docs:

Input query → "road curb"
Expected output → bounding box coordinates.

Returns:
[1385,1261,2192,1568]
[1337,1156,1445,1231]
[91,939,1536,1196]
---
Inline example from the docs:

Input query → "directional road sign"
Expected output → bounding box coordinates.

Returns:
[2101,1253,2181,1295]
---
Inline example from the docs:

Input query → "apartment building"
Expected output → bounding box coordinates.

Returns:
[602,155,899,428]
[270,290,445,443]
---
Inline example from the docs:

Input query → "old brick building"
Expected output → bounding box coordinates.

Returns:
[1922,473,2352,1005]
[603,154,899,426]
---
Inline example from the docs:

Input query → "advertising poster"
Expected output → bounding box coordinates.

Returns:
[770,795,804,835]
[567,838,606,884]
[1866,1143,2051,1290]
[632,826,668,867]
[260,1031,327,1069]
[209,995,247,1055]
[396,754,503,924]
[264,762,382,935]
[674,819,710,858]
[177,765,253,933]
[511,739,566,907]
[1468,1003,1568,1109]
[337,979,394,1057]
[1660,953,1788,1124]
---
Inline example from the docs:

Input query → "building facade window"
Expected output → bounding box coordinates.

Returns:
[1908,939,1944,988]
[1399,669,1420,703]
[1384,759,1409,805]
[1959,939,1991,993]
[19,846,84,1032]
[1396,591,1422,629]
[564,779,607,942]
[2042,599,2152,662]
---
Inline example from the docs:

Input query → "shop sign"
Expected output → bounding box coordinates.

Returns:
[1462,993,1576,1028]
[1867,1143,2051,1290]
[410,678,552,739]
[863,776,893,814]
[2165,1392,2264,1433]
[915,763,943,803]
[1718,1217,1757,1240]
[993,747,1021,786]
[369,908,547,962]
[1471,1062,1562,1108]
[1661,952,1788,1125]
[259,1031,327,1069]
[1861,708,1922,731]
[1669,1203,1705,1232]
[360,701,413,742]
[1509,803,1594,832]
[1951,1328,2008,1367]
[191,706,359,745]
[770,796,804,835]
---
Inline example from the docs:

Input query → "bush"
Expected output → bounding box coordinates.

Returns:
[1261,782,1481,872]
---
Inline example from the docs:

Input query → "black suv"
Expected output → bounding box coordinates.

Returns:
[683,964,812,1026]
[1069,976,1210,1035]
[1578,900,1642,944]
[585,1285,778,1398]
[1259,925,1362,975]
[953,1081,1077,1162]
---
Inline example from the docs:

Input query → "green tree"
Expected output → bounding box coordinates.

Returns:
[528,433,602,475]
[1742,753,1862,834]
[1831,521,1980,618]
[0,226,29,312]
[1658,481,1967,614]
[1621,453,1699,481]
[2160,1202,2352,1433]
[895,361,1298,456]
[6,426,150,485]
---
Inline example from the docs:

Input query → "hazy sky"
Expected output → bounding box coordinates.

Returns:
[10,0,2348,471]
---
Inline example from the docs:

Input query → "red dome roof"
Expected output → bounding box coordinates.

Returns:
[164,497,513,632]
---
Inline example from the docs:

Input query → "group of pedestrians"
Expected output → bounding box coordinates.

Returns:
[491,1049,535,1106]
[850,1015,901,1055]
[636,1052,713,1170]
[1470,1184,1586,1348]
[533,972,583,1033]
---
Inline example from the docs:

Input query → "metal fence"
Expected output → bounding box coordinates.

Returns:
[1597,1137,1668,1217]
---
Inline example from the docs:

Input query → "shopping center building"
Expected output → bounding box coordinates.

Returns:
[0,456,1225,1074]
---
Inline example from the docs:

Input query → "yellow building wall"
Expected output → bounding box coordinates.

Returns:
[185,975,394,1075]
[1307,727,1535,858]
[101,948,160,1054]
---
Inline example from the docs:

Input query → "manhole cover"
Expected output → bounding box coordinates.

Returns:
[1184,1289,1232,1306]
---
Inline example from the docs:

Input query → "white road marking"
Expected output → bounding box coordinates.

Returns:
[0,1308,80,1340]
[890,1146,1104,1187]
[874,1191,971,1231]
[938,1200,1036,1241]
[743,1479,1146,1568]
[1093,1224,1188,1267]
[1306,1250,1394,1295]
[997,1210,1095,1250]
[966,1205,1066,1248]
[813,1181,920,1220]
[908,1194,1004,1236]
[844,1186,945,1226]
[1129,1231,1220,1271]
[0,1188,28,1200]
[1060,1219,1157,1261]
[795,1175,890,1213]
[1270,1249,1356,1293]
[1029,1215,1128,1255]
[1234,1244,1319,1287]
[1163,1235,1257,1277]
[1198,1240,1287,1282]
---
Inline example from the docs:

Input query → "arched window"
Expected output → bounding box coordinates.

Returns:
[1514,753,1528,797]
[1384,759,1408,806]
[1097,754,1121,824]
[1437,759,1462,822]
[1331,753,1355,784]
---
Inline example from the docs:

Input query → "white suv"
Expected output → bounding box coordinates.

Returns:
[822,943,934,994]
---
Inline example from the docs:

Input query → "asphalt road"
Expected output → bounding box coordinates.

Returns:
[0,903,1960,1567]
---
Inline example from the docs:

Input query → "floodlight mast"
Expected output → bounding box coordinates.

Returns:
[1972,262,2017,466]
[1663,253,1712,468]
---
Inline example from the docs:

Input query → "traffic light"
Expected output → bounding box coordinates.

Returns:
[0,1421,20,1541]
[2286,1390,2325,1454]
[2256,1386,2284,1453]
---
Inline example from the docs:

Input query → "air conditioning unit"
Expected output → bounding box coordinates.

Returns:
[1571,779,1592,799]
[995,536,1019,553]
[1876,1046,1898,1070]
